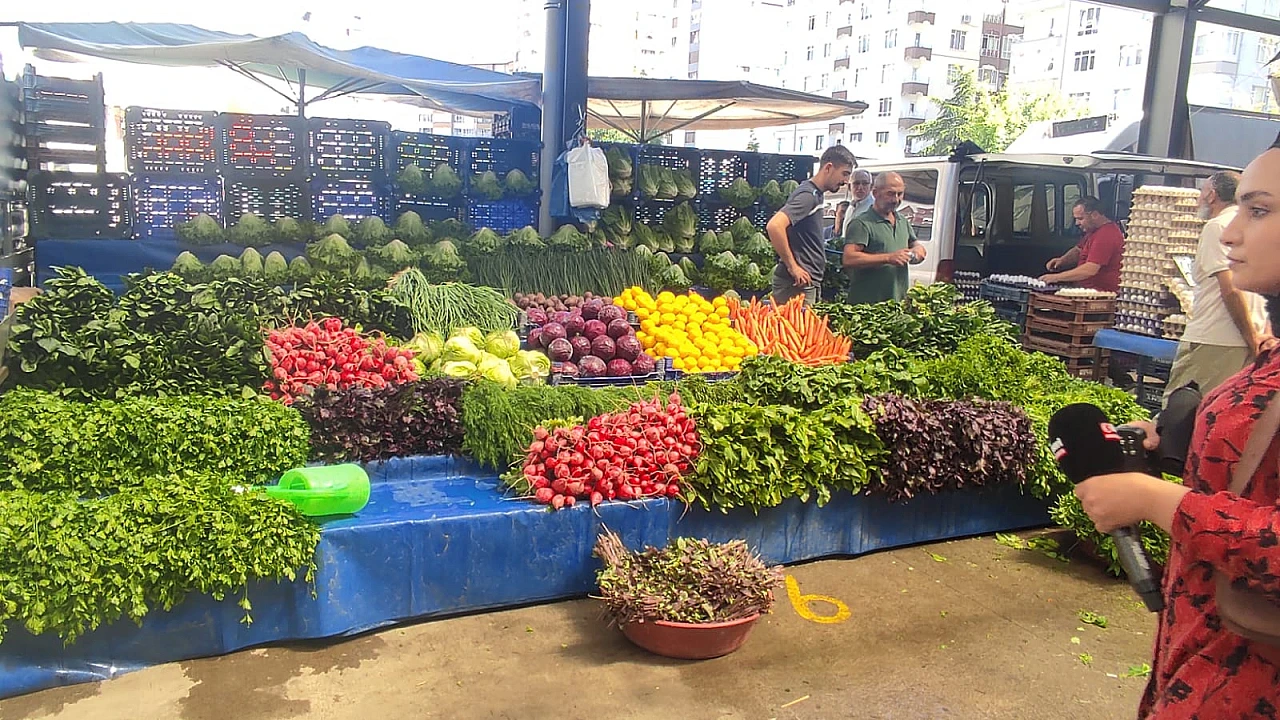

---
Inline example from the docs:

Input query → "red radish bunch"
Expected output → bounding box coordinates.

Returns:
[518,392,700,510]
[263,317,418,404]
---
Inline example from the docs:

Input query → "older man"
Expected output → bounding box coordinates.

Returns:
[841,171,926,304]
[841,169,874,238]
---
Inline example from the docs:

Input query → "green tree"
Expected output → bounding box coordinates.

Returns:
[909,71,1081,156]
[587,127,665,145]
[746,130,760,152]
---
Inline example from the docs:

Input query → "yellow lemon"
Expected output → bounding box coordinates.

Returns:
[712,295,727,308]
[657,291,675,304]
[672,357,685,370]
[716,306,731,319]
[660,312,677,325]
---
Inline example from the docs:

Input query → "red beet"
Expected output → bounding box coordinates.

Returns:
[606,318,632,339]
[607,358,633,377]
[590,335,616,361]
[614,334,642,362]
[579,355,607,377]
[597,304,626,324]
[569,335,593,360]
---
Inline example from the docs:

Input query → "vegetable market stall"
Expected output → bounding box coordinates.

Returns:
[0,454,1048,700]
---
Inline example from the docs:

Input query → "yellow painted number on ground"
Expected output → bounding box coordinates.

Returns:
[785,575,851,624]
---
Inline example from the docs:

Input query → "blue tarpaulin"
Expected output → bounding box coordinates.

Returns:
[15,22,540,115]
[1093,329,1178,363]
[36,239,302,293]
[0,454,1050,700]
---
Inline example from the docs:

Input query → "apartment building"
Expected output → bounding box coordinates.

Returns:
[769,0,1021,159]
[1008,0,1280,118]
[511,0,690,79]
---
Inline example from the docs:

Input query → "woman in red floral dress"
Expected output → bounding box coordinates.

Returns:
[1075,142,1280,718]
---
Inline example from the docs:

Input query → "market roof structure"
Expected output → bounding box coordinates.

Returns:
[10,21,540,115]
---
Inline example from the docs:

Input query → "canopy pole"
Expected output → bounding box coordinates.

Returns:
[640,101,647,144]
[539,0,591,234]
[298,69,307,117]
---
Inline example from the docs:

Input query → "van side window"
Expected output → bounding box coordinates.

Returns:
[893,169,939,243]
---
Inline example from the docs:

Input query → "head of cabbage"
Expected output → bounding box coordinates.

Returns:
[440,360,477,379]
[442,335,484,364]
[509,350,552,380]
[484,330,521,359]
[476,355,519,389]
[453,326,486,347]
[406,331,445,363]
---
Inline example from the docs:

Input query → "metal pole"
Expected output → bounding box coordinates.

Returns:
[297,69,307,117]
[539,1,567,235]
[1137,0,1197,159]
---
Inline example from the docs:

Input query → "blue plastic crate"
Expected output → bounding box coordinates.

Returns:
[754,153,815,185]
[124,107,218,175]
[0,267,12,319]
[28,171,132,240]
[131,173,223,239]
[549,357,675,387]
[310,176,390,222]
[309,117,390,178]
[696,149,753,199]
[467,197,539,234]
[224,177,309,223]
[217,113,307,178]
[393,197,466,223]
[466,137,539,183]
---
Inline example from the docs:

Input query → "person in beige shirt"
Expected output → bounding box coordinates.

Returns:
[1165,171,1270,400]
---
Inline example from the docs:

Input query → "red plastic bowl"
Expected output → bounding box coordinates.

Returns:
[620,614,761,660]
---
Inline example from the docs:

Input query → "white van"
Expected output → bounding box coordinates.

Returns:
[852,151,1234,287]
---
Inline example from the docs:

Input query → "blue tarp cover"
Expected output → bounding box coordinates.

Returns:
[0,455,1050,699]
[1092,328,1178,363]
[16,22,540,115]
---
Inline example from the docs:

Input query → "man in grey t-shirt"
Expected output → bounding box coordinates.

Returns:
[766,145,856,306]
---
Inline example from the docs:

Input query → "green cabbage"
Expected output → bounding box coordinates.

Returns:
[273,216,306,244]
[506,226,546,250]
[175,213,224,246]
[505,169,536,196]
[239,247,264,277]
[478,356,519,389]
[394,211,431,247]
[547,224,588,251]
[367,239,417,270]
[228,213,272,247]
[171,251,206,281]
[288,256,313,281]
[422,240,465,276]
[263,251,289,284]
[397,164,428,195]
[406,331,445,363]
[441,360,477,378]
[485,330,521,359]
[306,233,359,272]
[430,164,463,199]
[353,216,392,247]
[442,335,484,364]
[467,228,503,254]
[454,326,486,347]
[472,170,504,201]
[322,214,352,239]
[210,254,240,279]
[510,349,551,379]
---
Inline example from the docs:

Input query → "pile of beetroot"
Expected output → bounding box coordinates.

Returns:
[526,298,658,379]
[515,393,700,510]
[264,318,418,404]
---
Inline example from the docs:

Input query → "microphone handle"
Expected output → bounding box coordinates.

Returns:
[1112,526,1165,613]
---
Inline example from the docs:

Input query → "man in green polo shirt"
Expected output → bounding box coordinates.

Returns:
[841,171,926,304]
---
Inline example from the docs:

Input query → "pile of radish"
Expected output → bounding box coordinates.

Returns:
[526,297,657,379]
[264,318,418,404]
[517,393,700,510]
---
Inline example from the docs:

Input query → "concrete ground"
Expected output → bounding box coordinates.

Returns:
[2,532,1157,720]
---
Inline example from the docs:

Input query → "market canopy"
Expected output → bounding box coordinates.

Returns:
[11,21,541,115]
[518,74,869,143]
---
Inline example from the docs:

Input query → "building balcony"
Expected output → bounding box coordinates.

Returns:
[901,80,929,96]
[907,10,936,25]
[834,57,850,70]
[904,45,933,61]
[836,25,853,38]
[839,0,855,4]
[899,114,925,131]
[832,90,848,100]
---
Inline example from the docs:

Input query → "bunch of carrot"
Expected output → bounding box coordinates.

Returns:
[729,296,852,366]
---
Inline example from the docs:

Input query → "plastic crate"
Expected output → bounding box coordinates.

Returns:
[27,171,131,240]
[224,178,309,223]
[549,357,675,387]
[124,107,217,174]
[633,200,676,228]
[308,117,390,178]
[389,131,467,175]
[492,105,542,141]
[636,144,699,173]
[466,137,539,183]
[696,149,753,199]
[694,201,754,233]
[393,197,466,223]
[467,197,538,234]
[754,153,815,185]
[20,67,106,125]
[131,173,223,239]
[978,281,1033,305]
[310,176,390,222]
[217,113,306,177]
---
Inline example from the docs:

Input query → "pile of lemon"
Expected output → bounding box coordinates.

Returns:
[615,287,758,372]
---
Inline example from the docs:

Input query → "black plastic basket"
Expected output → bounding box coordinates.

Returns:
[217,113,307,178]
[696,150,753,199]
[308,117,390,178]
[131,173,223,239]
[310,176,390,222]
[754,153,815,185]
[466,137,539,183]
[124,106,218,174]
[224,177,310,223]
[27,171,131,240]
[637,144,699,173]
[389,131,467,175]
[693,201,754,233]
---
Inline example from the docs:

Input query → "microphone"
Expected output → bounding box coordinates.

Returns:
[1048,403,1165,612]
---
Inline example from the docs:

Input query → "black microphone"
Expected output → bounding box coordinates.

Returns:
[1048,403,1165,613]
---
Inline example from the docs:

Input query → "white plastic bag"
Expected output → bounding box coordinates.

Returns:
[566,144,610,209]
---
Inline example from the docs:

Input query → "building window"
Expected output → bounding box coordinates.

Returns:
[885,29,898,49]
[882,63,893,83]
[875,131,890,144]
[1073,50,1096,72]
[808,15,816,30]
[672,17,679,28]
[816,134,826,150]
[1119,44,1145,67]
[671,37,678,46]
[1253,85,1271,108]
[978,67,999,85]
[861,2,871,20]
[1068,91,1091,105]
[803,76,810,91]
[1226,31,1243,57]
[858,35,871,53]
[807,46,815,60]
[825,11,832,26]
[851,132,863,142]
[1077,7,1100,36]
[950,30,967,51]
[1194,34,1206,56]
[824,43,832,57]
[821,73,829,88]
[684,131,697,144]
[854,67,864,86]
[1260,38,1279,64]
[799,137,806,151]
[947,64,963,83]
[878,97,892,116]
[1112,88,1132,111]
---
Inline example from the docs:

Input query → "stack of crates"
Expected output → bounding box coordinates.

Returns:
[388,130,467,222]
[978,279,1032,331]
[308,117,390,222]
[125,106,221,238]
[1021,292,1117,381]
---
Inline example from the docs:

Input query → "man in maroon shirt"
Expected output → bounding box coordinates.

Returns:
[1040,196,1125,292]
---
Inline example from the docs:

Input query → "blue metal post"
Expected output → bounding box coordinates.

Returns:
[538,0,590,234]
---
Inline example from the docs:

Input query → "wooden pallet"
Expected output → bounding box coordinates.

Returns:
[1028,292,1116,320]
[1021,332,1097,359]
[1061,353,1110,381]
[1024,317,1107,346]
[1024,312,1113,334]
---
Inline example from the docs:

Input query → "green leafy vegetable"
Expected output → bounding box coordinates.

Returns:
[174,213,223,246]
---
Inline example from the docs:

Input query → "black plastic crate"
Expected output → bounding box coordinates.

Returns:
[636,144,699,173]
[393,197,466,223]
[310,176,390,222]
[27,171,131,240]
[549,357,675,387]
[389,130,467,175]
[696,150,753,199]
[467,197,538,234]
[633,200,676,228]
[309,117,389,178]
[492,105,541,141]
[124,106,218,174]
[755,153,814,185]
[20,67,106,125]
[694,201,754,233]
[217,113,306,177]
[132,173,223,239]
[224,177,309,223]
[466,137,539,183]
